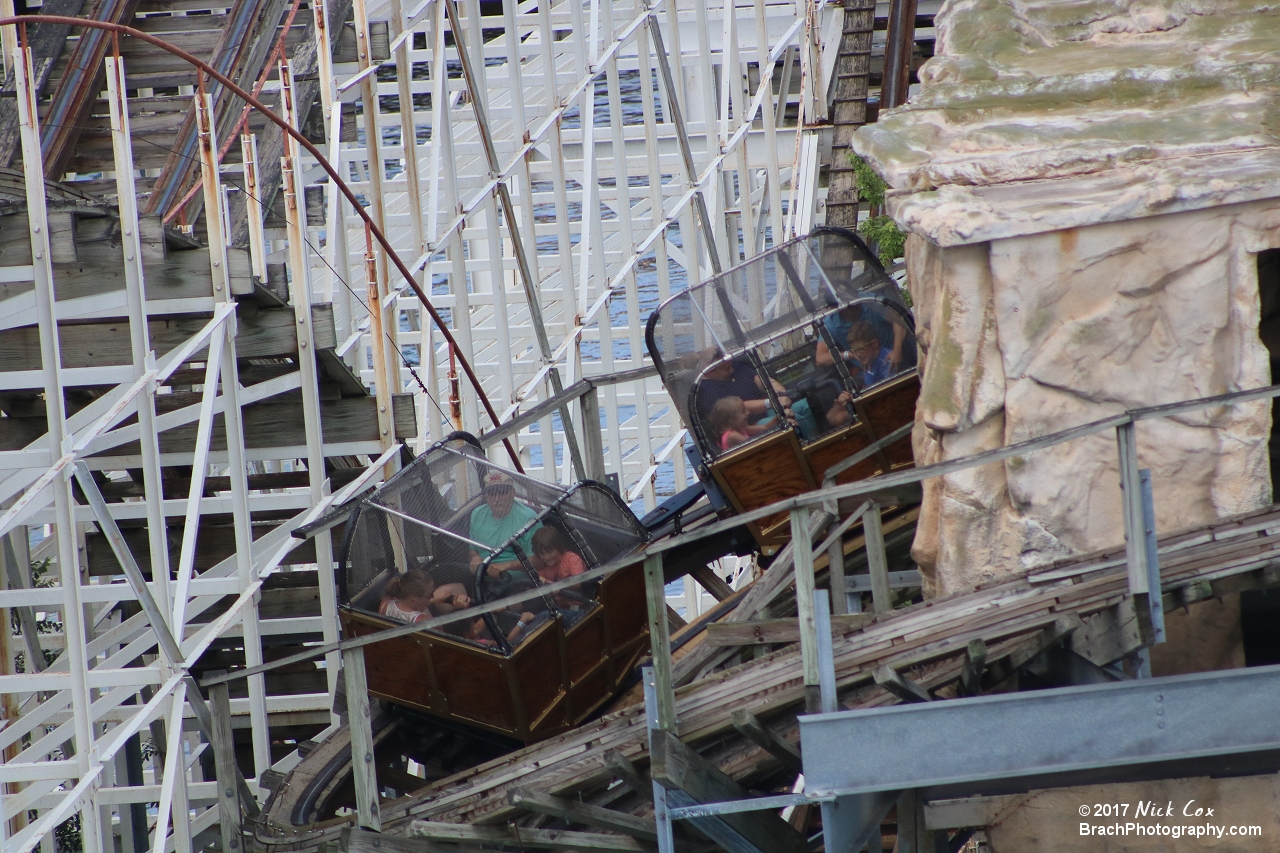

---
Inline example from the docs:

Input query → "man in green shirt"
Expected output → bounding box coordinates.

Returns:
[469,470,541,577]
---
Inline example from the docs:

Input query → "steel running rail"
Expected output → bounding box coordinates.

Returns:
[0,14,524,470]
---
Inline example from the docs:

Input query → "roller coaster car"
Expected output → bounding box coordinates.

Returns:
[646,227,919,548]
[337,437,650,743]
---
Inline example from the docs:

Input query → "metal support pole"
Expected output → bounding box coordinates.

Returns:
[12,38,103,853]
[342,646,382,830]
[880,0,918,110]
[863,503,892,614]
[643,553,676,731]
[894,790,924,853]
[1138,469,1165,643]
[1116,421,1163,645]
[812,589,837,714]
[1116,421,1147,595]
[825,500,848,615]
[642,665,676,853]
[790,507,821,712]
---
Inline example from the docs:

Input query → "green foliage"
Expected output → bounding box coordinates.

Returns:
[30,557,53,587]
[849,154,906,268]
[858,215,906,267]
[55,813,82,853]
[849,154,887,207]
[11,559,62,637]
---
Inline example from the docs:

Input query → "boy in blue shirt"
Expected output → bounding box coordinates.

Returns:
[846,321,895,387]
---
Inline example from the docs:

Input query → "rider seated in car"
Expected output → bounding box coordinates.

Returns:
[378,569,471,623]
[469,470,541,579]
[707,395,775,451]
[845,320,896,387]
[693,348,791,430]
[531,526,592,609]
[815,302,912,373]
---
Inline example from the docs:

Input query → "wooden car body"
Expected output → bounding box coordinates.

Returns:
[646,227,919,548]
[337,436,651,743]
[339,557,647,743]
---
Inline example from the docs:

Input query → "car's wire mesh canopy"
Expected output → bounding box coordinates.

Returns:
[644,227,916,458]
[339,436,648,652]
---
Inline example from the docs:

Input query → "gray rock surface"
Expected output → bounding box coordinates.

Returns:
[857,0,1279,595]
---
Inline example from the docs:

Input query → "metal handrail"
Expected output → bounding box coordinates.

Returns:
[202,380,1280,688]
[648,380,1280,555]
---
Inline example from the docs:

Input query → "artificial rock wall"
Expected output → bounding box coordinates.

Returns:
[909,201,1276,597]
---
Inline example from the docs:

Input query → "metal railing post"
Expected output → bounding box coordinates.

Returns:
[1138,469,1166,643]
[813,589,837,714]
[1117,421,1164,649]
[643,666,677,853]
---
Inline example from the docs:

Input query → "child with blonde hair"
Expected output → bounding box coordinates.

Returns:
[707,395,773,451]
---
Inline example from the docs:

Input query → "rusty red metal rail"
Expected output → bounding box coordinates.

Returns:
[3,14,523,470]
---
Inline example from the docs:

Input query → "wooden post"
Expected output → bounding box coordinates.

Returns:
[240,132,268,284]
[343,646,382,830]
[209,677,243,853]
[824,501,847,615]
[863,503,892,614]
[960,638,986,697]
[790,507,821,711]
[506,788,660,841]
[580,386,607,482]
[644,553,676,731]
[828,541,848,615]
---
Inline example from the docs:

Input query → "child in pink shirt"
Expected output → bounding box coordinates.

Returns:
[533,526,587,582]
[707,395,773,452]
[533,526,595,611]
